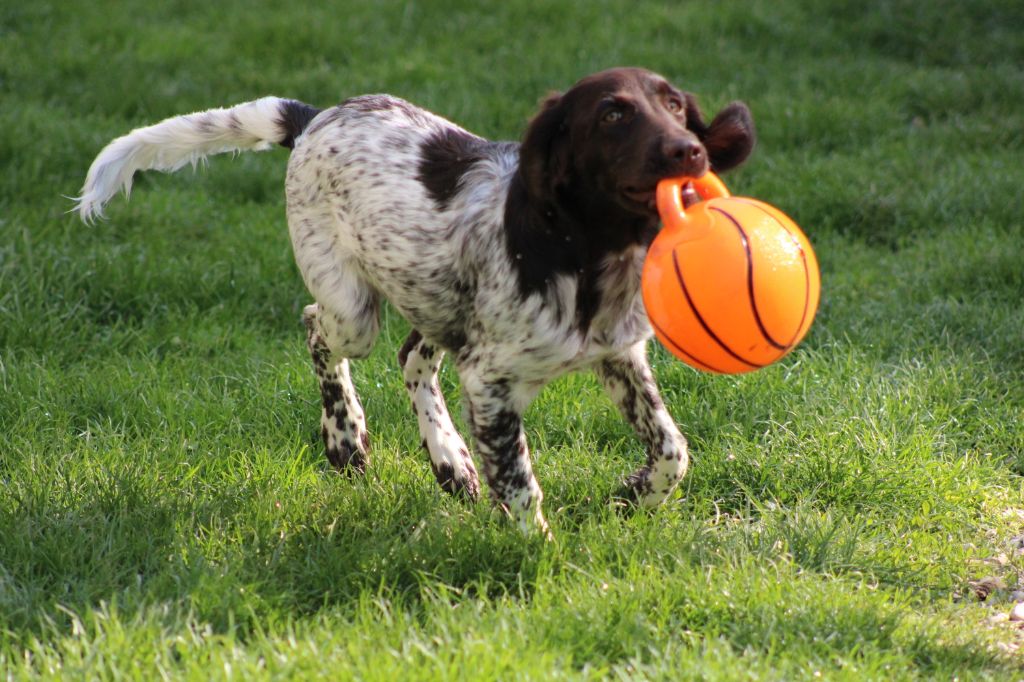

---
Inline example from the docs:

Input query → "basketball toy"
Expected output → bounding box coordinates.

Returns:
[641,173,820,374]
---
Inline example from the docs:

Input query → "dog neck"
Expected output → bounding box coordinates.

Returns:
[503,170,656,331]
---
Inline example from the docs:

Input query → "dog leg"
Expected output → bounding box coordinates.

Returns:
[397,330,480,500]
[460,372,549,536]
[303,302,378,473]
[594,341,689,506]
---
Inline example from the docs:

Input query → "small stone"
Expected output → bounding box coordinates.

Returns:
[1010,602,1024,622]
[991,552,1010,566]
[997,641,1023,654]
[989,612,1011,625]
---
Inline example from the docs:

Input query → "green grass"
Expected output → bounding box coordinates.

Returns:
[3,0,1024,678]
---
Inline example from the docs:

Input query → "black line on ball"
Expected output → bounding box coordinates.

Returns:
[649,316,726,374]
[671,249,764,370]
[731,198,813,348]
[709,206,787,351]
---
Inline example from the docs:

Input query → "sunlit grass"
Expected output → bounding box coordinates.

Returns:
[2,0,1023,678]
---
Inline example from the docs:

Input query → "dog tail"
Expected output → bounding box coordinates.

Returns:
[74,97,321,222]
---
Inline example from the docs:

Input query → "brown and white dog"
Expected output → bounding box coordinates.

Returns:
[76,68,755,535]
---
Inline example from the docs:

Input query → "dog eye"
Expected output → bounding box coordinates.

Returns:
[602,109,624,124]
[666,98,684,114]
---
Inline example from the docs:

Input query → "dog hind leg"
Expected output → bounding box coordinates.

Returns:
[303,300,378,473]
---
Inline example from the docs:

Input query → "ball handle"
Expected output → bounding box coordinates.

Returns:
[655,172,732,233]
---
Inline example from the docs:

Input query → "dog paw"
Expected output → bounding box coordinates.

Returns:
[612,469,664,510]
[325,438,369,475]
[430,460,481,502]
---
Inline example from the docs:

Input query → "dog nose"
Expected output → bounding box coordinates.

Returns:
[663,138,706,175]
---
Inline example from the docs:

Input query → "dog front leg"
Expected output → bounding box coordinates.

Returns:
[398,330,480,500]
[595,341,690,506]
[460,373,549,536]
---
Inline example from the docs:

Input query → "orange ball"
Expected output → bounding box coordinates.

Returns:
[642,174,820,374]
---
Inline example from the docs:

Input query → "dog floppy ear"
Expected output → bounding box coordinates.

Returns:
[519,92,571,202]
[684,94,756,173]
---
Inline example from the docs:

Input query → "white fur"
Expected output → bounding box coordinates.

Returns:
[75,97,287,221]
[76,88,693,535]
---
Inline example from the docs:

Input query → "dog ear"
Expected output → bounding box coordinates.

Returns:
[684,94,756,173]
[519,92,571,201]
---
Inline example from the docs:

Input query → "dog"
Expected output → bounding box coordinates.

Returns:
[76,67,755,535]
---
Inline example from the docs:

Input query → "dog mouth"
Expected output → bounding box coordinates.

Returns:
[621,181,700,213]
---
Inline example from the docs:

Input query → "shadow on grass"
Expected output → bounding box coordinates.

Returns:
[0,474,547,643]
[1,472,1018,678]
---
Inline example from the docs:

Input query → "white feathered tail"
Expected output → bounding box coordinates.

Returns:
[75,97,320,221]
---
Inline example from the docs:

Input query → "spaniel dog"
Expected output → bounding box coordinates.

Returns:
[77,67,755,535]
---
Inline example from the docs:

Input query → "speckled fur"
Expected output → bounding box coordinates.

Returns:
[286,93,682,535]
[75,68,757,536]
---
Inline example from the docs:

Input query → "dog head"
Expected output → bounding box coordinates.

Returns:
[519,67,756,217]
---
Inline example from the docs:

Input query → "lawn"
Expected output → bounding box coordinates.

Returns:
[2,0,1024,678]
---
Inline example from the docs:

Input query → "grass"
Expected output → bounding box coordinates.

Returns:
[2,0,1024,678]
